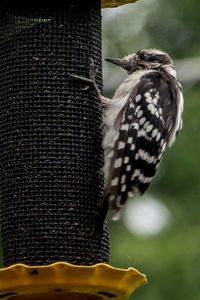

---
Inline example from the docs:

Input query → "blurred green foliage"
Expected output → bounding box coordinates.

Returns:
[102,0,200,299]
[102,0,200,59]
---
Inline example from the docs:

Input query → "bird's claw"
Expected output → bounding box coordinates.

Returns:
[68,58,98,88]
[68,58,106,105]
[89,58,98,82]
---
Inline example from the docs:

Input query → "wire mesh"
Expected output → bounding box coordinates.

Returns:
[0,0,109,267]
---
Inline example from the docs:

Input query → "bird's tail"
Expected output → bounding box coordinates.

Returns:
[94,194,109,232]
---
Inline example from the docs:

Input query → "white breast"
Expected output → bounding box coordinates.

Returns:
[102,69,147,177]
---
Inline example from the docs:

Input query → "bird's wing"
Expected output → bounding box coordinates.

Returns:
[104,71,178,217]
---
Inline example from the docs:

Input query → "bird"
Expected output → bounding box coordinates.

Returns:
[69,49,184,228]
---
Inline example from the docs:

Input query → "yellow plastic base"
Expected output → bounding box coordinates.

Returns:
[0,262,147,300]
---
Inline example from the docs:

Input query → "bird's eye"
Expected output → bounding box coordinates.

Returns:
[139,53,146,60]
[139,52,159,62]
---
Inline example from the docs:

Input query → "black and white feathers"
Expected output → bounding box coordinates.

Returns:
[99,48,184,222]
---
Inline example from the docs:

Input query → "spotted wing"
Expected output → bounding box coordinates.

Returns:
[104,71,178,218]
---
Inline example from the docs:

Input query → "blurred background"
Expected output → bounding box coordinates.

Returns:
[102,0,200,299]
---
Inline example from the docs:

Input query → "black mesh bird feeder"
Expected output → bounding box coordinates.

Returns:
[0,0,146,299]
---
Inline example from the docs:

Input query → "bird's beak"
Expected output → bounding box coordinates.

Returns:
[105,58,131,70]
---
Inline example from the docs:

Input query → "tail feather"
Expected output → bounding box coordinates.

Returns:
[94,193,109,232]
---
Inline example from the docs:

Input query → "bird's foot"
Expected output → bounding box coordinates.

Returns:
[68,58,108,105]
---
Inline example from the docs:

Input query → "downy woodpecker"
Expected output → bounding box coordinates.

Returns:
[69,48,184,227]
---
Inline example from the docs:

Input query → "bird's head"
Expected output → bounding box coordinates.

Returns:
[106,48,175,75]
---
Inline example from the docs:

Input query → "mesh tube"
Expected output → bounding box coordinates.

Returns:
[0,1,109,267]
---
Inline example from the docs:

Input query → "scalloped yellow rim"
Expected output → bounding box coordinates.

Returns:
[0,262,147,300]
[101,0,138,8]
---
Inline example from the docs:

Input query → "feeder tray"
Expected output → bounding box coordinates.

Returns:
[0,262,147,300]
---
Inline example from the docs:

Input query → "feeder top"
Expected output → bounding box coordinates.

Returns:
[102,0,138,8]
